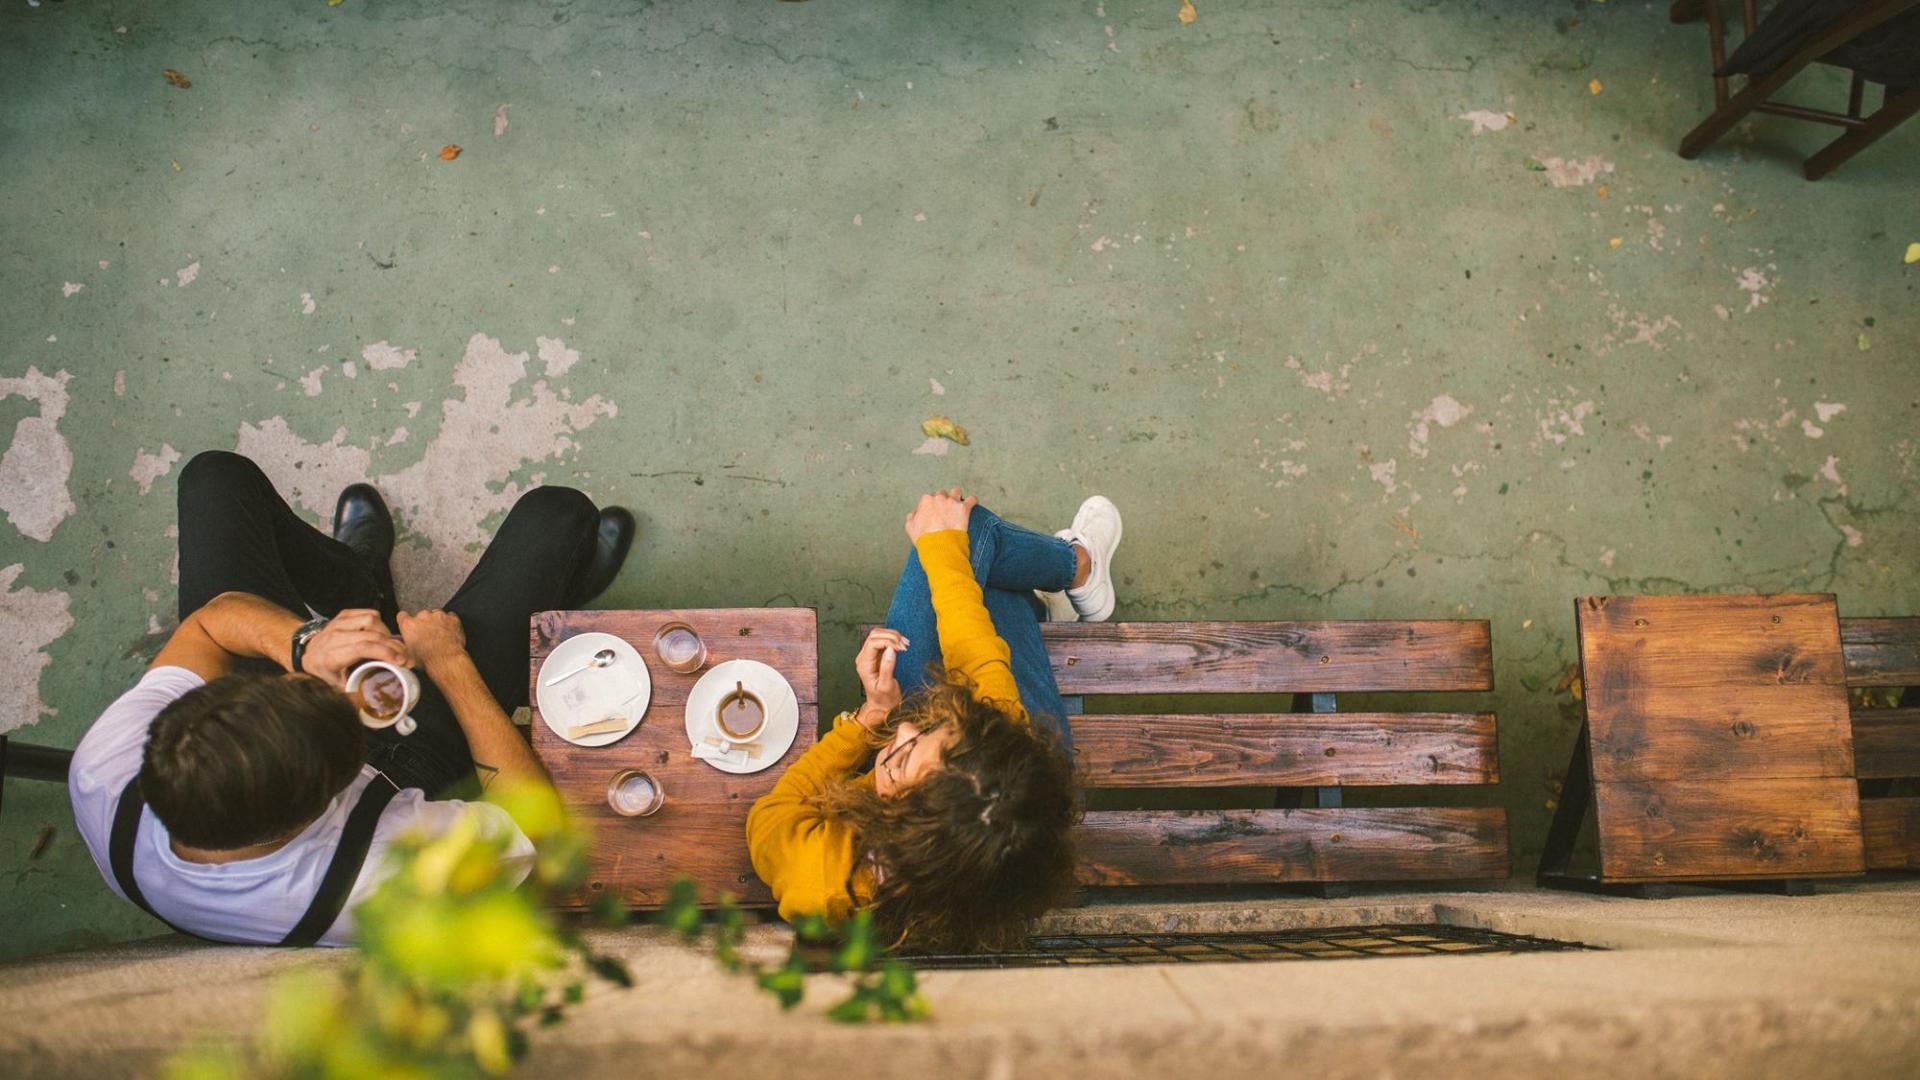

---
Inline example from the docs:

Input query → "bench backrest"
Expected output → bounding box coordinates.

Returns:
[1840,617,1920,869]
[1037,621,1507,886]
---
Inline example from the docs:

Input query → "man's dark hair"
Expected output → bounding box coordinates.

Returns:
[140,673,365,849]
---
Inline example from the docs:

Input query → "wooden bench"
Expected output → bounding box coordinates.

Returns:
[1538,594,1867,894]
[1841,617,1920,871]
[1041,620,1509,889]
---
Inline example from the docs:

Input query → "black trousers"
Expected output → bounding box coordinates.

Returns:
[175,451,599,796]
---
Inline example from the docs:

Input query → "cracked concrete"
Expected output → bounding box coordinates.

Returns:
[2,0,1917,963]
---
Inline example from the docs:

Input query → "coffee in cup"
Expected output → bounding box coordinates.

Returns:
[715,682,765,744]
[346,661,420,736]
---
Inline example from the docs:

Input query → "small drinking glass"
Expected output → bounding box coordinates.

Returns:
[653,621,708,674]
[607,769,665,817]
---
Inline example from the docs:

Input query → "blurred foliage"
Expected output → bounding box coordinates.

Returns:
[165,782,630,1079]
[654,878,928,1024]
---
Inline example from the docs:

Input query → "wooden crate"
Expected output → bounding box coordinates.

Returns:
[1842,617,1920,870]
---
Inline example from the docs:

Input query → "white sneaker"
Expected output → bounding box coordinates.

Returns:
[1064,496,1122,622]
[1036,534,1081,623]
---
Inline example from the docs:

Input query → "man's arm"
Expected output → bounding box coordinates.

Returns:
[150,592,409,687]
[397,610,552,796]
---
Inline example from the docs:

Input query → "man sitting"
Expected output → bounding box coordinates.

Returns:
[67,451,633,946]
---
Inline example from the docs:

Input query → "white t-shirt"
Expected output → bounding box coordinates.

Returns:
[69,666,536,947]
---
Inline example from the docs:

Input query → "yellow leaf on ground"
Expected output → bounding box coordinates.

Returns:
[1588,79,1603,95]
[439,144,462,160]
[328,0,346,6]
[1859,333,1872,352]
[1906,242,1920,265]
[1596,184,1609,199]
[1609,237,1623,249]
[921,415,969,446]
[1179,1,1198,24]
[162,69,191,89]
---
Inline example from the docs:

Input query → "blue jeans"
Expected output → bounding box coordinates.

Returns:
[883,505,1076,755]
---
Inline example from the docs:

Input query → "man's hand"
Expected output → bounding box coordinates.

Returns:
[853,628,908,731]
[398,609,468,671]
[904,487,977,543]
[301,609,411,689]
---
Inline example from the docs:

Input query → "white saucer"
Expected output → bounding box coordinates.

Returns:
[536,631,651,747]
[682,659,799,774]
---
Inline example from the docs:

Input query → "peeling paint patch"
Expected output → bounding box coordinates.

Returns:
[1736,266,1774,312]
[1368,457,1399,496]
[1539,156,1613,187]
[929,377,946,396]
[0,564,73,733]
[239,333,616,607]
[129,444,182,495]
[113,370,127,396]
[1284,355,1352,397]
[1802,419,1824,439]
[301,292,317,316]
[362,340,417,371]
[1819,455,1847,495]
[61,282,84,297]
[1456,110,1514,134]
[1539,399,1597,445]
[536,336,580,378]
[1599,548,1616,568]
[300,367,327,397]
[911,437,951,457]
[493,103,510,137]
[1407,394,1472,458]
[0,368,76,542]
[1841,524,1864,548]
[174,261,201,287]
[1815,402,1846,423]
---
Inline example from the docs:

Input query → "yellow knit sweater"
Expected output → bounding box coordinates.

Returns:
[745,529,1028,923]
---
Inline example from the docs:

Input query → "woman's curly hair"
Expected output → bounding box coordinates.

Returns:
[814,673,1080,954]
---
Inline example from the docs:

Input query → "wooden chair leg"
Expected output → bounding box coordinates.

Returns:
[1679,0,1920,160]
[1804,85,1920,179]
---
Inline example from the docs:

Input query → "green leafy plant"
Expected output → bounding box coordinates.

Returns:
[653,877,929,1024]
[166,783,631,1079]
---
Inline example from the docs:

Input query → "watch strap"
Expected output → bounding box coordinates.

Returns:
[289,617,329,674]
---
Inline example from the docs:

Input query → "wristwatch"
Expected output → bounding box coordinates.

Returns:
[289,617,329,675]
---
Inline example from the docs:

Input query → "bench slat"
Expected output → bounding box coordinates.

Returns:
[1862,796,1920,870]
[1591,777,1866,880]
[1075,807,1509,885]
[1039,621,1493,694]
[1072,712,1498,787]
[1853,708,1920,779]
[1841,617,1920,687]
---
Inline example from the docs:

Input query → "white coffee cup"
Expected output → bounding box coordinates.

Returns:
[346,661,420,736]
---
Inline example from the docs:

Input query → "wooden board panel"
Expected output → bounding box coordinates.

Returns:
[1584,683,1855,783]
[1861,797,1920,870]
[1592,778,1865,880]
[1852,708,1920,780]
[530,609,819,908]
[1038,621,1493,694]
[1842,617,1920,688]
[1578,593,1847,691]
[1071,712,1498,787]
[1075,807,1509,885]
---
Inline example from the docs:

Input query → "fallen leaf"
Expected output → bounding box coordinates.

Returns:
[162,69,191,89]
[1595,184,1609,199]
[328,0,346,6]
[171,159,182,172]
[1858,332,1871,352]
[1178,0,1197,24]
[439,144,462,160]
[1609,237,1622,249]
[1588,79,1603,95]
[921,415,969,446]
[1523,158,1548,172]
[1906,242,1920,265]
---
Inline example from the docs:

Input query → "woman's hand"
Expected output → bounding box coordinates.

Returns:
[397,609,468,672]
[904,487,977,543]
[853,627,908,732]
[300,609,411,689]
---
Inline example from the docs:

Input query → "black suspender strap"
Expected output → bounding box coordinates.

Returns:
[109,776,199,939]
[107,773,402,947]
[280,775,401,947]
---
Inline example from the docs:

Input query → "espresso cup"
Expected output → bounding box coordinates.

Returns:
[714,682,766,745]
[346,661,420,736]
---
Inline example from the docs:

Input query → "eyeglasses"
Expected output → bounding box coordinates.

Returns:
[877,721,946,789]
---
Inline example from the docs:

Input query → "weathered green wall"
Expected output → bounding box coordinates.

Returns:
[2,0,1914,960]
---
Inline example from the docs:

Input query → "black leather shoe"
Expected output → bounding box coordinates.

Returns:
[333,483,397,607]
[564,507,635,608]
